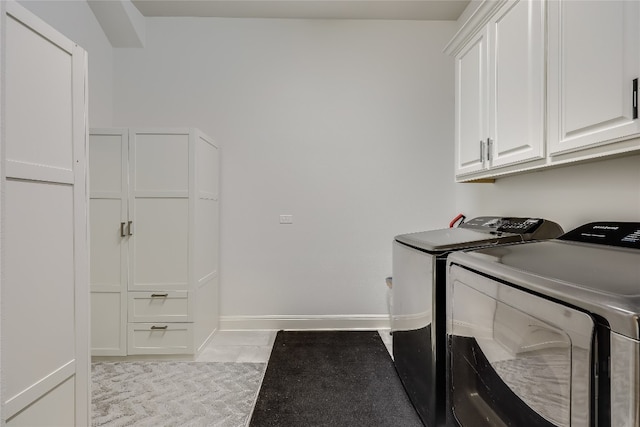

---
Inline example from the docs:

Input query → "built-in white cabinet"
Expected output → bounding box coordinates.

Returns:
[90,128,219,357]
[547,0,640,155]
[448,0,640,182]
[1,1,90,425]
[452,0,545,178]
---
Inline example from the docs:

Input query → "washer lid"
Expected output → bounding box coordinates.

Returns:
[394,216,563,253]
[395,227,521,253]
[449,240,640,339]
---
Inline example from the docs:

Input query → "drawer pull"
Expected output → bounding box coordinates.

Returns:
[151,293,169,298]
[150,325,168,330]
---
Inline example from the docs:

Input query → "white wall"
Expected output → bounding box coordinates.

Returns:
[17,0,114,126]
[455,154,640,231]
[12,3,640,327]
[112,18,458,323]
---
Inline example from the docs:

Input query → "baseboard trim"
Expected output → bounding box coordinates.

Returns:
[220,315,391,331]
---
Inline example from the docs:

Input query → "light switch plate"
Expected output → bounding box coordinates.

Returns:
[279,215,293,224]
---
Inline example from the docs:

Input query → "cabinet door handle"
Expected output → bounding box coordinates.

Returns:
[151,293,169,298]
[120,222,126,237]
[127,220,133,236]
[487,138,493,162]
[633,78,638,119]
[150,325,168,330]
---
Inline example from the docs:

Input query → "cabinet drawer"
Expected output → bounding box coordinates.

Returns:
[127,291,190,322]
[127,323,194,355]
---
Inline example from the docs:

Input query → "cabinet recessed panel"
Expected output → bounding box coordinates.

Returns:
[5,15,73,173]
[193,277,219,350]
[91,292,125,354]
[89,134,124,194]
[133,133,189,193]
[132,198,189,288]
[564,1,625,134]
[491,0,544,166]
[4,180,75,399]
[495,3,530,142]
[90,199,124,288]
[197,137,218,199]
[195,199,218,281]
[456,30,487,175]
[5,377,75,427]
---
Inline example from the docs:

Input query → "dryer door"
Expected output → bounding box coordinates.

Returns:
[447,265,594,427]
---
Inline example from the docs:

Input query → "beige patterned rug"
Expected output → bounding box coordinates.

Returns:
[92,362,265,427]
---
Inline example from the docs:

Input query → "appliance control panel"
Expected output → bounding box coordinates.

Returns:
[559,222,640,249]
[459,216,543,234]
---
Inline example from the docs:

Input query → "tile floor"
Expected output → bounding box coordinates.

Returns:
[195,329,393,363]
[196,330,277,363]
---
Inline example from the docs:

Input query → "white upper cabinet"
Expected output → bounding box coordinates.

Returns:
[452,0,545,178]
[448,0,640,181]
[548,0,640,155]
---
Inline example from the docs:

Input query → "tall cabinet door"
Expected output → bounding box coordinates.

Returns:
[548,0,640,154]
[89,130,128,356]
[129,130,191,292]
[488,0,545,167]
[455,27,489,176]
[2,2,89,425]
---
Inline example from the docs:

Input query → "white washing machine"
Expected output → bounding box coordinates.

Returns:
[446,221,640,427]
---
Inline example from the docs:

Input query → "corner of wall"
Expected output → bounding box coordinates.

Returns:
[88,0,145,48]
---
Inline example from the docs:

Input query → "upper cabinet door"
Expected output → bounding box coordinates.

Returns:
[455,27,489,176]
[488,0,545,167]
[548,0,640,155]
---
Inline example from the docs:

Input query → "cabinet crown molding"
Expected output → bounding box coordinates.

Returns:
[443,0,507,56]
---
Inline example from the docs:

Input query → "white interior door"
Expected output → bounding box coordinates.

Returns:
[89,131,128,356]
[2,1,89,425]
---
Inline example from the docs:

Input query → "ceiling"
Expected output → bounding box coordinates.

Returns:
[130,0,471,21]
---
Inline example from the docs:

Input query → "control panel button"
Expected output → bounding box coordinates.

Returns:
[497,218,542,234]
